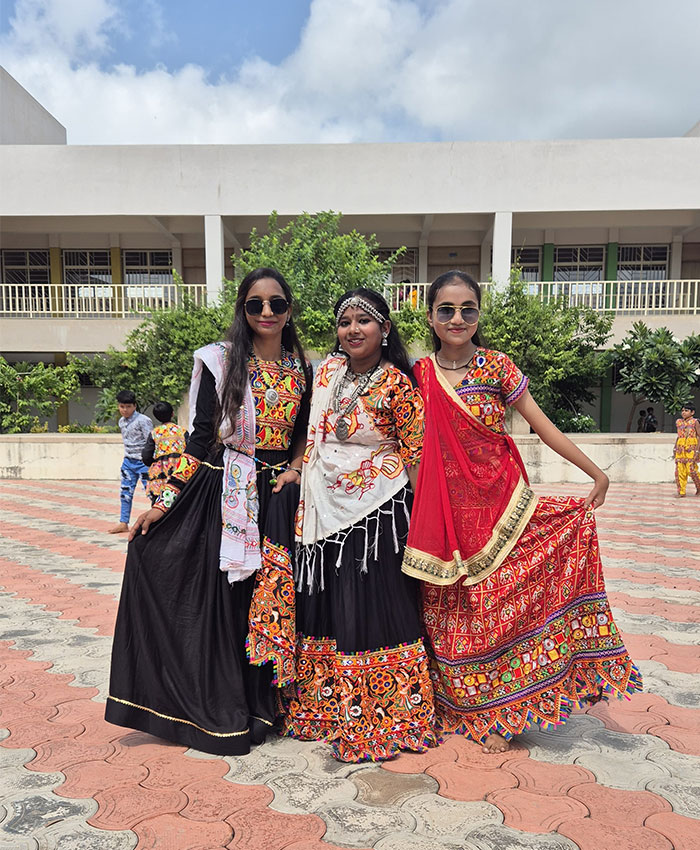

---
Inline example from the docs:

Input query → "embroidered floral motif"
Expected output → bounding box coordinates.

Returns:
[248,353,307,451]
[172,452,201,484]
[283,637,439,762]
[454,348,528,433]
[248,538,296,685]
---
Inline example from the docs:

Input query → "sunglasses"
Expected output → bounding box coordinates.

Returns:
[434,304,480,324]
[244,297,289,316]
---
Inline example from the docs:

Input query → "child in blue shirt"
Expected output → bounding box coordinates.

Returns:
[109,390,153,534]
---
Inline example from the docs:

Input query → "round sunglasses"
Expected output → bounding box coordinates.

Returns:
[244,297,289,316]
[434,304,480,324]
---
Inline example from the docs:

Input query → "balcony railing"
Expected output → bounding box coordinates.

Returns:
[1,279,698,318]
[386,279,700,315]
[0,282,208,318]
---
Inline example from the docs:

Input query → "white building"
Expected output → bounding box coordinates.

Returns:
[1,70,698,431]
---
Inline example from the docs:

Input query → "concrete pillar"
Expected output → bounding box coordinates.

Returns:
[204,214,224,304]
[491,211,513,288]
[172,244,183,280]
[418,239,428,282]
[670,235,683,279]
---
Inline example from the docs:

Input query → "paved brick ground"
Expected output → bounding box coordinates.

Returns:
[0,479,699,849]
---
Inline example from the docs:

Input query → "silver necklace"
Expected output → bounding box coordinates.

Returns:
[250,348,285,406]
[436,348,477,371]
[333,363,383,441]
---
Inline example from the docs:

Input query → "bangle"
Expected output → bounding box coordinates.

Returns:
[287,466,302,477]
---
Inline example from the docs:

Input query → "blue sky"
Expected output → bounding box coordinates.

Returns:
[1,0,699,145]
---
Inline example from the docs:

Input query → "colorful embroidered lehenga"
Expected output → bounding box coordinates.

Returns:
[143,421,188,502]
[106,342,310,754]
[261,355,438,762]
[402,350,642,744]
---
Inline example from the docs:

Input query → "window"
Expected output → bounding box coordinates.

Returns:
[376,248,418,284]
[1,250,51,313]
[618,245,669,280]
[123,250,174,286]
[63,250,113,291]
[512,247,541,281]
[553,246,606,281]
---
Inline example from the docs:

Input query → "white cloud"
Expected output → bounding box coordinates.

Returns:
[1,0,699,144]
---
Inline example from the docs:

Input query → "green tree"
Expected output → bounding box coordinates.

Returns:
[74,288,232,423]
[479,270,613,431]
[232,211,403,350]
[0,357,80,433]
[609,322,700,431]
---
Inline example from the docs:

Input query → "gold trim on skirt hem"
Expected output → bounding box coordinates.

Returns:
[402,480,537,586]
[107,695,249,737]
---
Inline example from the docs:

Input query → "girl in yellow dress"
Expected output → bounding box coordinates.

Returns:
[674,403,700,497]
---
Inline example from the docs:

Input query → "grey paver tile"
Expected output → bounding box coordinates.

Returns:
[406,794,503,840]
[467,824,579,849]
[352,768,437,806]
[374,834,479,850]
[268,771,357,814]
[320,802,416,848]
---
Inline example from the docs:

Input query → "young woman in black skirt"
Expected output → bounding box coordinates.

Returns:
[105,267,311,755]
[282,288,439,762]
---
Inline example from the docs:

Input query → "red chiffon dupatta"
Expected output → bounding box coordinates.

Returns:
[402,355,536,586]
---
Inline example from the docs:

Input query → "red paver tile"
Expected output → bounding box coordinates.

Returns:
[3,717,84,748]
[0,495,116,533]
[381,740,459,773]
[647,724,700,757]
[558,819,673,850]
[427,761,518,801]
[608,593,700,623]
[89,784,188,830]
[29,738,117,771]
[568,784,671,825]
[450,735,530,768]
[132,812,233,850]
[645,811,700,850]
[507,759,593,795]
[226,808,326,850]
[141,750,230,789]
[487,787,588,832]
[60,759,148,798]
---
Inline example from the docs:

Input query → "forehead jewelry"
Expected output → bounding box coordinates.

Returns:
[335,295,387,327]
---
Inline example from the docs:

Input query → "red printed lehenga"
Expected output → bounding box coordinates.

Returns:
[402,352,642,743]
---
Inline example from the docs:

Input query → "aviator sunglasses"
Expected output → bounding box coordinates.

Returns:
[244,297,289,316]
[434,304,480,324]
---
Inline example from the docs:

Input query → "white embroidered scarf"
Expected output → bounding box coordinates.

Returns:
[190,342,261,583]
[297,355,408,548]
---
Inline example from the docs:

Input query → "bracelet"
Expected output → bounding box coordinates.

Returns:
[287,466,302,477]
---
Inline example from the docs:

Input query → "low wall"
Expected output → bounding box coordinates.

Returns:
[0,432,677,483]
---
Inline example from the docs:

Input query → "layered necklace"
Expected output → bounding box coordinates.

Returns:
[250,347,286,406]
[333,361,383,441]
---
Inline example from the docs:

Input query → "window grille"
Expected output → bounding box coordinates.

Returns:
[553,246,605,281]
[0,250,51,313]
[512,246,541,281]
[123,250,174,286]
[618,245,669,280]
[376,249,418,283]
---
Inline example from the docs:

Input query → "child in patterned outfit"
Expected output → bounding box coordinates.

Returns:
[674,403,700,497]
[109,390,152,534]
[141,402,188,505]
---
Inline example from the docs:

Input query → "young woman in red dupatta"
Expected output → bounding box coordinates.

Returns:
[403,271,641,754]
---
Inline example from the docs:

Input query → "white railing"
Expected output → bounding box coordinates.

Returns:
[0,282,208,318]
[386,279,700,314]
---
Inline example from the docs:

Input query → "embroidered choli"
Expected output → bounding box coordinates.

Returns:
[454,348,528,434]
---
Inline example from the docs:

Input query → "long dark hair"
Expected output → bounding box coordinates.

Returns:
[426,270,483,351]
[332,287,415,381]
[218,267,310,434]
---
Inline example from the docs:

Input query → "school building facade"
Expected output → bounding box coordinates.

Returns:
[1,70,699,431]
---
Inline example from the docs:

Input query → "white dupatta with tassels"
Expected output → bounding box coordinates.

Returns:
[189,342,261,583]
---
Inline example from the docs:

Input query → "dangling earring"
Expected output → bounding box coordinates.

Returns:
[381,332,388,347]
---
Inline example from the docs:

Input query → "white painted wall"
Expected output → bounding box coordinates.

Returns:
[1,138,699,217]
[0,433,678,483]
[0,68,66,145]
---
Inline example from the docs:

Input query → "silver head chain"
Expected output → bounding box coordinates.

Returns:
[335,295,387,327]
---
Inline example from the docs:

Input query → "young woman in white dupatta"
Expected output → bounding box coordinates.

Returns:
[105,268,311,754]
[283,288,439,762]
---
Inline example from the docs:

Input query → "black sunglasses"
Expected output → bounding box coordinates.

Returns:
[244,297,289,316]
[434,304,480,324]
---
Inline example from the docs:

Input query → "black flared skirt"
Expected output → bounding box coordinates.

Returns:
[105,447,292,755]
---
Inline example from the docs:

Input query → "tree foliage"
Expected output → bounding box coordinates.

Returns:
[478,270,613,431]
[0,356,80,433]
[231,211,403,350]
[609,322,700,430]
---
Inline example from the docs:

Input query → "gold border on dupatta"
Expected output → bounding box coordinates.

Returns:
[401,355,537,586]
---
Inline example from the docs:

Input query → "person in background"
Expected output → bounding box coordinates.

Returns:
[645,407,658,433]
[142,401,188,505]
[674,403,700,497]
[109,390,152,534]
[636,409,648,432]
